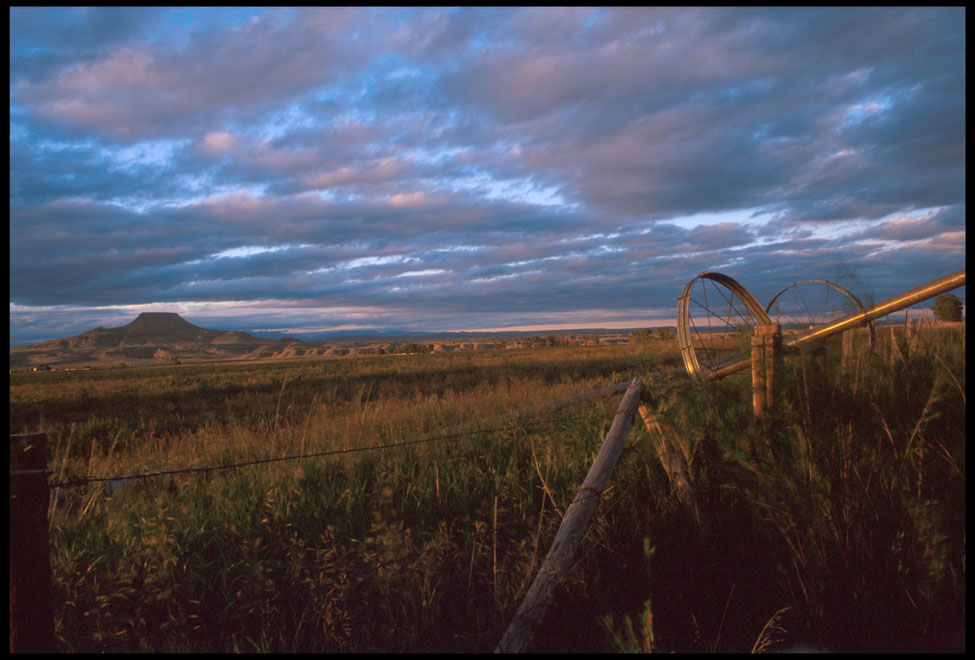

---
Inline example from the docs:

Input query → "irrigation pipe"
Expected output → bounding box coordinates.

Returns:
[705,268,966,382]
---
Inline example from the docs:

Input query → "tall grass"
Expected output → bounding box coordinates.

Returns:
[627,324,966,652]
[10,330,965,652]
[17,343,667,652]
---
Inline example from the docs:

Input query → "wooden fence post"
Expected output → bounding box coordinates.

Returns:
[841,329,855,376]
[751,333,765,424]
[751,324,781,425]
[764,324,781,413]
[495,377,644,653]
[10,433,56,653]
[637,391,701,527]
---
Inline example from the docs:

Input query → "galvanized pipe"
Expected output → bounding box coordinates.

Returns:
[705,268,965,382]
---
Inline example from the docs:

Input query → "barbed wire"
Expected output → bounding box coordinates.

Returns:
[13,380,636,652]
[43,410,622,652]
[38,412,614,492]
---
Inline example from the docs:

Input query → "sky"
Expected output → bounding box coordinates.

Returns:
[9,7,966,346]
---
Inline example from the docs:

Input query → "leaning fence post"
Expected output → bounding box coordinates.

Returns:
[636,392,701,527]
[495,377,644,653]
[10,433,57,653]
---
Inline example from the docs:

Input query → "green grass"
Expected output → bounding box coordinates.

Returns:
[9,331,965,652]
[635,325,966,652]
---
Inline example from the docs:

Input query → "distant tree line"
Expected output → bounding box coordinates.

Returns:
[522,333,601,348]
[523,335,567,348]
[628,328,677,344]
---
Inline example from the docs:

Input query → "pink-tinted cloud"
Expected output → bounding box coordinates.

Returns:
[8,7,965,345]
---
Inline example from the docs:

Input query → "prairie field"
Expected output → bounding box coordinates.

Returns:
[9,328,966,653]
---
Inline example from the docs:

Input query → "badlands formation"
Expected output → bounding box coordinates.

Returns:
[10,312,608,370]
[9,312,303,369]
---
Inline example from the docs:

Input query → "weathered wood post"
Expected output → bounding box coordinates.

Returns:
[751,324,781,425]
[637,392,701,527]
[751,333,766,424]
[10,433,57,653]
[764,324,781,413]
[495,377,644,653]
[841,328,856,376]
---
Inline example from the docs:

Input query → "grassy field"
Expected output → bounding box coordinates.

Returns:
[9,329,965,652]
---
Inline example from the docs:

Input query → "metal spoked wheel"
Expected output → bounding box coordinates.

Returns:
[765,280,875,347]
[677,272,771,379]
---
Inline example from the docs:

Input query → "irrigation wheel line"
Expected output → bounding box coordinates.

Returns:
[677,272,771,379]
[765,280,875,348]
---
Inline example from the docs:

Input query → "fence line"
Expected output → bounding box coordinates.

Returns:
[11,373,702,653]
[9,377,636,653]
[41,412,613,494]
[10,433,57,653]
[496,377,645,653]
[11,269,966,652]
[10,378,642,652]
[12,364,720,653]
[34,379,633,494]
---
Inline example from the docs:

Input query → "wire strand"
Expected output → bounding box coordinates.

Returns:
[42,413,611,491]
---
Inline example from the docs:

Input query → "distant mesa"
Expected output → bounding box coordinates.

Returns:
[10,311,652,371]
[29,312,264,348]
[9,311,279,369]
[121,312,208,338]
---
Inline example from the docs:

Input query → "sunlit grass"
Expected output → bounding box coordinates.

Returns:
[10,330,964,652]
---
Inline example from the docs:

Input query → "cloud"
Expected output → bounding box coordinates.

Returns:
[8,7,965,346]
[198,131,239,155]
[12,8,375,142]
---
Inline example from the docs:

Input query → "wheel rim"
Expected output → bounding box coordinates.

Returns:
[677,272,771,379]
[765,280,875,346]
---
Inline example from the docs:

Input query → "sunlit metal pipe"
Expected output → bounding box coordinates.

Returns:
[705,268,965,381]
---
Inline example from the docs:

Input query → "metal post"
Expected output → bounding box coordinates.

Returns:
[10,433,56,653]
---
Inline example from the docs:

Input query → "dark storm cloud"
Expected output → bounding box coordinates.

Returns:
[8,7,965,345]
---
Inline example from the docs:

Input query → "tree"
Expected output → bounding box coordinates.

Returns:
[629,328,653,344]
[932,293,963,322]
[653,328,677,341]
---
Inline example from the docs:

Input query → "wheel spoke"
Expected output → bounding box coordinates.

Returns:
[765,280,875,346]
[678,272,769,378]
